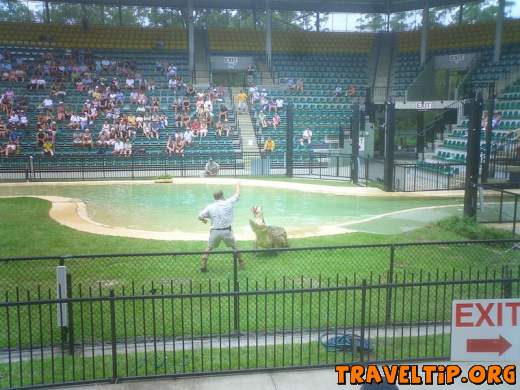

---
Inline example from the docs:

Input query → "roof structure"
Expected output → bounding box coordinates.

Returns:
[48,0,480,14]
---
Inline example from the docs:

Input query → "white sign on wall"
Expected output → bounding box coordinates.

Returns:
[416,102,432,111]
[359,137,365,152]
[451,298,519,362]
[224,56,238,70]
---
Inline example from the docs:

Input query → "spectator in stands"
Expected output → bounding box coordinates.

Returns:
[0,119,7,138]
[167,65,177,78]
[81,129,93,149]
[123,138,132,157]
[296,79,304,93]
[183,128,194,146]
[125,77,135,89]
[215,120,225,137]
[263,137,275,153]
[335,86,343,97]
[1,139,17,156]
[258,110,268,129]
[19,112,28,128]
[174,137,185,157]
[27,77,38,91]
[268,98,277,113]
[185,84,195,96]
[300,127,313,145]
[150,119,160,139]
[237,90,248,114]
[113,138,124,155]
[492,113,502,129]
[273,112,281,130]
[204,98,213,113]
[41,97,53,110]
[287,78,296,91]
[199,116,208,138]
[152,97,159,113]
[43,138,54,157]
[219,104,228,122]
[36,77,46,90]
[36,130,46,147]
[347,85,356,97]
[275,97,284,113]
[166,135,176,154]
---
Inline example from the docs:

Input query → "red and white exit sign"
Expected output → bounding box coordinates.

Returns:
[451,299,520,362]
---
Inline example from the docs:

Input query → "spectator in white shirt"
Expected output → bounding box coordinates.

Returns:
[41,97,53,109]
[300,127,313,145]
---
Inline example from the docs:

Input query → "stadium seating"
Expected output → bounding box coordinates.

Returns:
[0,46,242,159]
[208,29,374,53]
[0,22,187,50]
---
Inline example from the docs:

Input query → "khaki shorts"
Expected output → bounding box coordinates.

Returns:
[208,228,237,250]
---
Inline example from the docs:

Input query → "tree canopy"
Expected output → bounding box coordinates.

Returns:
[0,0,515,31]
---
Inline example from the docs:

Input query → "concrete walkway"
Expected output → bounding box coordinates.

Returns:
[53,363,516,390]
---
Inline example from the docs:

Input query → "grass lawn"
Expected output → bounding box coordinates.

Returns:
[0,195,518,389]
[0,196,485,258]
[0,333,450,389]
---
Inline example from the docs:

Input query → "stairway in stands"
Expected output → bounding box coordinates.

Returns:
[256,59,275,87]
[194,29,210,88]
[231,87,260,162]
[372,33,396,104]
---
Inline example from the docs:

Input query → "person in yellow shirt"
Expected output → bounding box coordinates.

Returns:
[263,137,275,153]
[237,90,248,113]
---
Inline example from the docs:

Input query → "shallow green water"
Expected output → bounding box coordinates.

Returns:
[0,183,463,234]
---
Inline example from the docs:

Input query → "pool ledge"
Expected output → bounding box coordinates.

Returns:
[0,178,466,198]
[1,194,460,241]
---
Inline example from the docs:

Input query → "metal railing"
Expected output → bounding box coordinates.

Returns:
[0,153,477,193]
[1,240,519,389]
[393,162,466,192]
[478,184,520,235]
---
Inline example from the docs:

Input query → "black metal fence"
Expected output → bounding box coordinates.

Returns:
[392,162,466,192]
[1,247,519,389]
[478,184,520,235]
[0,152,476,192]
[1,241,520,388]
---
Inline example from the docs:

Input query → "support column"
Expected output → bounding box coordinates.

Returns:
[420,3,430,65]
[482,84,495,183]
[265,0,272,70]
[494,0,505,64]
[44,1,50,24]
[351,101,360,184]
[286,104,294,177]
[416,111,425,160]
[100,4,105,25]
[187,0,195,79]
[316,12,320,31]
[463,92,484,218]
[458,4,463,25]
[384,100,396,192]
[118,5,122,26]
[253,6,257,30]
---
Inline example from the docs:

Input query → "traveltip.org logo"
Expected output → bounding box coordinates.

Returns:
[335,364,517,386]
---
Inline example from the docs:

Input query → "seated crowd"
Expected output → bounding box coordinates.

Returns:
[0,48,233,158]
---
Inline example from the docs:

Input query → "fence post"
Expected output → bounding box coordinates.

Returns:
[336,156,339,178]
[385,245,395,324]
[499,191,504,223]
[109,289,118,383]
[359,279,367,362]
[502,266,513,299]
[66,272,74,355]
[513,195,518,236]
[232,252,240,334]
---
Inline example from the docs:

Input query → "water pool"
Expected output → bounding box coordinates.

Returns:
[0,181,463,237]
